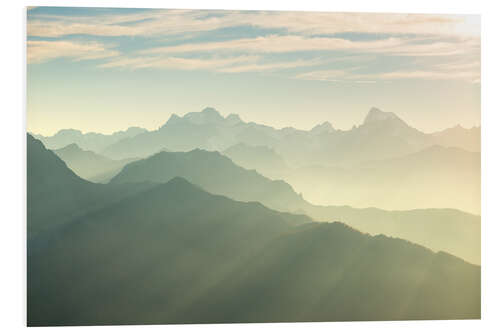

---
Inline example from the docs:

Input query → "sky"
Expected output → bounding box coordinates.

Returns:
[27,7,481,136]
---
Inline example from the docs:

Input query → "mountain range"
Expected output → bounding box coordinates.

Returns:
[32,126,147,152]
[109,148,480,264]
[27,136,480,325]
[223,143,288,179]
[53,143,137,183]
[27,134,154,238]
[32,107,480,214]
[35,107,478,166]
[220,141,480,213]
[281,145,480,214]
[27,104,482,325]
[110,149,304,213]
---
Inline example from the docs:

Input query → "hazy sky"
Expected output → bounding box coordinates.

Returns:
[27,7,480,136]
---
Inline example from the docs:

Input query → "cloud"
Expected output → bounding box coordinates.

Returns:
[142,35,401,54]
[141,34,478,58]
[26,9,480,82]
[374,59,481,82]
[382,37,479,57]
[217,58,324,73]
[375,70,479,80]
[27,40,120,64]
[99,54,323,73]
[28,9,239,38]
[99,54,261,70]
[27,10,480,38]
[296,69,350,82]
[296,61,480,83]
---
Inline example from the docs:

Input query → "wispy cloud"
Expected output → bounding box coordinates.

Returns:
[98,54,260,70]
[375,70,479,81]
[26,9,480,82]
[27,10,480,38]
[27,40,120,64]
[296,59,480,83]
[28,9,191,37]
[99,54,324,74]
[217,58,324,73]
[142,35,401,54]
[141,34,478,58]
[296,69,350,82]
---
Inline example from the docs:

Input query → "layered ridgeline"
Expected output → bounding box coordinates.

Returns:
[223,143,479,214]
[33,107,480,212]
[281,145,480,214]
[28,173,480,325]
[97,107,479,164]
[223,143,288,179]
[110,149,304,212]
[110,149,480,264]
[27,134,154,238]
[32,126,147,152]
[53,143,137,183]
[432,125,481,152]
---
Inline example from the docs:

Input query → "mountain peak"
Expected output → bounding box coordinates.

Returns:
[164,176,199,189]
[168,113,181,121]
[363,107,401,124]
[54,129,83,137]
[201,107,220,115]
[182,107,224,125]
[225,113,242,125]
[160,113,181,128]
[311,121,334,134]
[123,126,147,135]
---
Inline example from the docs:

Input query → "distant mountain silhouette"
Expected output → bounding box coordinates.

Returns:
[28,177,479,326]
[32,126,147,152]
[223,143,287,179]
[303,205,480,265]
[319,107,432,164]
[110,149,304,212]
[99,107,479,166]
[27,134,153,238]
[310,121,336,134]
[284,144,480,215]
[363,107,403,123]
[109,148,480,264]
[53,143,137,183]
[432,125,480,152]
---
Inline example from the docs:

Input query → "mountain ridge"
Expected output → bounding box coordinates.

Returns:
[35,107,480,163]
[32,126,147,152]
[109,147,480,264]
[27,134,154,238]
[53,143,137,183]
[28,168,480,325]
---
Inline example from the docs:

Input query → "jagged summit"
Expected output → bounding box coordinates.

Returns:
[164,107,242,127]
[184,108,223,124]
[167,113,181,121]
[54,128,83,136]
[311,121,335,134]
[201,107,219,114]
[225,113,242,125]
[363,107,402,124]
